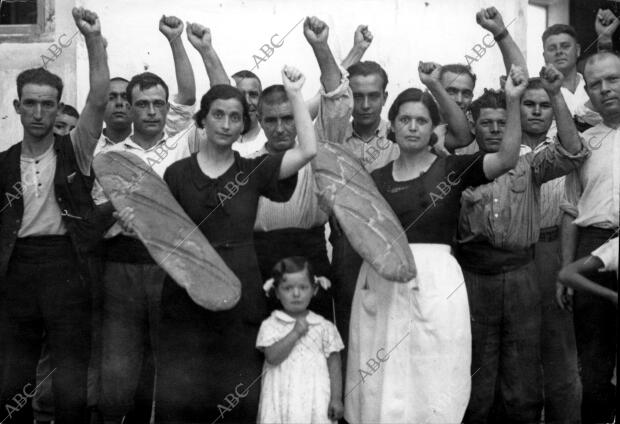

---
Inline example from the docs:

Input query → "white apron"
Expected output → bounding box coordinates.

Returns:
[345,244,472,424]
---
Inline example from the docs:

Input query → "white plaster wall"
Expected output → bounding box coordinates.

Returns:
[3,0,542,151]
[0,0,78,151]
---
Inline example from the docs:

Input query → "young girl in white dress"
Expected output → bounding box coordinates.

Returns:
[256,256,344,424]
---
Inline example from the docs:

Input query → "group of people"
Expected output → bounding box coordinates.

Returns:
[0,4,618,424]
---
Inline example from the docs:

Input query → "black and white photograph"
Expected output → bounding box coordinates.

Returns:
[0,0,618,423]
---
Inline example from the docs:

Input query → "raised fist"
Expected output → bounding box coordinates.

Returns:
[476,6,506,37]
[72,7,101,37]
[159,15,184,41]
[304,16,329,46]
[282,65,305,92]
[595,8,619,38]
[539,64,564,94]
[354,25,373,50]
[504,65,527,99]
[186,22,213,51]
[418,61,442,87]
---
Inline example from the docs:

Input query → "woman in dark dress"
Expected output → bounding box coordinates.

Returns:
[152,66,316,423]
[344,63,526,423]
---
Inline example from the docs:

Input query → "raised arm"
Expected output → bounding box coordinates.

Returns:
[341,25,373,69]
[304,17,341,93]
[307,25,371,120]
[186,22,231,87]
[279,66,317,179]
[596,8,619,51]
[540,64,582,154]
[419,62,471,149]
[159,16,196,105]
[477,7,528,78]
[482,65,526,179]
[70,7,109,171]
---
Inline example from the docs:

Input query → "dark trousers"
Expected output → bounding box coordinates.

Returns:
[463,261,544,424]
[328,223,363,360]
[535,232,582,423]
[574,226,617,424]
[0,236,91,424]
[99,261,165,422]
[254,225,334,321]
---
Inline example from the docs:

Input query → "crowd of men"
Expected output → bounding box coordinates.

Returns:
[0,4,618,424]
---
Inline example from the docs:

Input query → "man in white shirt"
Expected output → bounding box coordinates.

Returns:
[542,24,602,132]
[96,18,197,424]
[558,50,620,424]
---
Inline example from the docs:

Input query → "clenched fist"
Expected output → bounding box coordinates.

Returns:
[476,6,506,37]
[304,16,329,46]
[159,15,184,42]
[354,25,373,50]
[186,22,213,51]
[539,64,564,95]
[72,7,101,38]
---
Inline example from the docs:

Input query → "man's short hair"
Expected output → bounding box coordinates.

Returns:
[439,63,477,86]
[525,77,546,91]
[16,67,63,101]
[257,84,289,115]
[583,50,620,88]
[470,89,506,122]
[59,104,79,119]
[126,72,169,105]
[347,61,389,91]
[232,70,261,83]
[542,24,578,45]
[110,76,129,84]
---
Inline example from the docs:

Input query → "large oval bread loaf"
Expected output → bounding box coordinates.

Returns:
[93,150,241,311]
[313,142,417,282]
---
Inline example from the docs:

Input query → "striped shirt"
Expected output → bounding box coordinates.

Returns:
[535,138,565,229]
[458,141,589,250]
[251,145,327,231]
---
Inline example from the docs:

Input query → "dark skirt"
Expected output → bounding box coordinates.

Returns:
[155,243,267,423]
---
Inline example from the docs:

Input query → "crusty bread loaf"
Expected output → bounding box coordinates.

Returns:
[93,150,241,311]
[313,142,417,282]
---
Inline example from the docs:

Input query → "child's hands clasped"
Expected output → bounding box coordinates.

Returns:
[293,316,309,337]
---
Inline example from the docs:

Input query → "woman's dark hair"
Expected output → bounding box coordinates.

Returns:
[194,84,251,134]
[386,88,440,144]
[270,256,315,289]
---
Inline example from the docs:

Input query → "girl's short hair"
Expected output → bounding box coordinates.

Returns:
[386,88,440,144]
[193,84,251,134]
[270,256,315,288]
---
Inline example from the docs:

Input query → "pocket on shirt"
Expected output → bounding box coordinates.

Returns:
[510,169,528,193]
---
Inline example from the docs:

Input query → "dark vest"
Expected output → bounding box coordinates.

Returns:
[0,134,105,279]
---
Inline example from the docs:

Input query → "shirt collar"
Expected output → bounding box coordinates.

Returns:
[348,119,389,142]
[123,133,167,152]
[273,310,322,325]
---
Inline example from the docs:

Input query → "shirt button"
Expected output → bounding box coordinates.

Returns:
[493,198,498,203]
[494,213,499,218]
